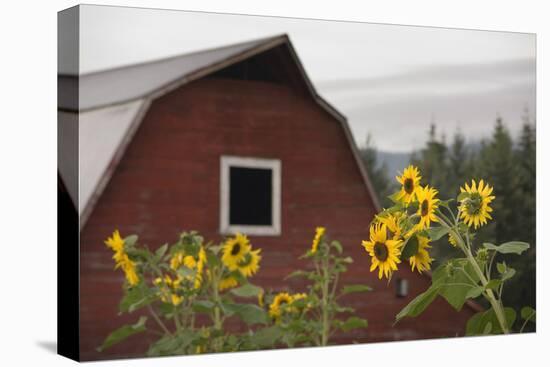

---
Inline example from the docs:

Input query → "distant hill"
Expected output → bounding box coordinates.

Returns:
[376,151,412,178]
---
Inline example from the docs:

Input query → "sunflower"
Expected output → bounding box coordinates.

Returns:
[105,229,124,253]
[311,227,326,254]
[376,212,403,240]
[362,223,402,279]
[290,293,309,312]
[458,179,495,229]
[153,274,183,305]
[409,235,433,273]
[415,185,439,230]
[170,252,185,271]
[222,233,251,270]
[448,232,459,247]
[395,165,422,204]
[105,230,139,286]
[170,251,196,271]
[218,275,239,291]
[236,249,261,277]
[171,294,183,306]
[269,292,293,319]
[194,247,207,289]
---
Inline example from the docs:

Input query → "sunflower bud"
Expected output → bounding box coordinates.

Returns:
[445,261,455,277]
[476,248,489,263]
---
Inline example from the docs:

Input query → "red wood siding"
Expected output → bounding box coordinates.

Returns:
[79,77,476,360]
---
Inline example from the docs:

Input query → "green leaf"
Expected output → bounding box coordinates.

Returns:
[230,283,263,298]
[124,235,138,247]
[176,266,195,279]
[339,316,368,332]
[482,322,493,335]
[224,303,268,326]
[333,305,355,313]
[483,242,530,255]
[400,236,419,260]
[340,256,353,264]
[426,226,450,241]
[457,192,469,202]
[98,316,147,352]
[438,199,454,210]
[466,308,516,336]
[119,284,155,313]
[521,306,536,322]
[485,279,502,290]
[465,287,483,300]
[155,243,168,259]
[501,267,516,282]
[146,330,195,356]
[206,250,221,268]
[192,300,215,313]
[395,284,441,323]
[496,262,507,274]
[331,241,343,254]
[385,204,405,214]
[388,191,403,204]
[432,259,480,311]
[341,284,372,295]
[285,270,309,280]
[248,326,284,348]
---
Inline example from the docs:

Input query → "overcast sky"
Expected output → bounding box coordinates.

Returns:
[70,5,536,152]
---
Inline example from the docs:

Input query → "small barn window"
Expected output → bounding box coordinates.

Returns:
[220,156,281,236]
[395,278,409,298]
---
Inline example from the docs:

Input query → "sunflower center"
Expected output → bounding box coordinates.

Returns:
[420,199,429,217]
[404,178,415,194]
[465,193,482,215]
[231,243,241,256]
[373,242,389,261]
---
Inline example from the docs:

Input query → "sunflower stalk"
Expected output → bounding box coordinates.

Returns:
[436,215,509,334]
[320,253,331,346]
[373,167,529,335]
[100,231,269,356]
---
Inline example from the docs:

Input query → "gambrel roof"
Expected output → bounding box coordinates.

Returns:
[57,34,381,227]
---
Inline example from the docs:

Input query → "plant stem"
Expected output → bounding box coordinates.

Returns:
[173,306,182,331]
[519,312,535,333]
[147,304,171,335]
[212,271,223,331]
[465,245,509,334]
[209,268,225,352]
[320,256,330,346]
[436,216,509,334]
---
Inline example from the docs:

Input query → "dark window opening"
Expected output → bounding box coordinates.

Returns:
[229,166,272,226]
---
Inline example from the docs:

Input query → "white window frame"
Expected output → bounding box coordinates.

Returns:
[220,155,281,236]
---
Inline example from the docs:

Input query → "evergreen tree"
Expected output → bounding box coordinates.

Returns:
[411,124,451,199]
[448,129,470,185]
[516,112,536,247]
[359,134,392,207]
[476,117,520,244]
[507,111,536,311]
[409,115,536,315]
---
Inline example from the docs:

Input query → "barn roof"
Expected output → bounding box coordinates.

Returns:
[58,34,381,226]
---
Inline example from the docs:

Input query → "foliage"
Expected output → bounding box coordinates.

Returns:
[359,133,394,207]
[263,228,370,347]
[364,163,535,336]
[99,231,273,355]
[99,228,370,356]
[363,113,536,323]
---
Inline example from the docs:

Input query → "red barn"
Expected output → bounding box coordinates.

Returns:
[58,35,479,360]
